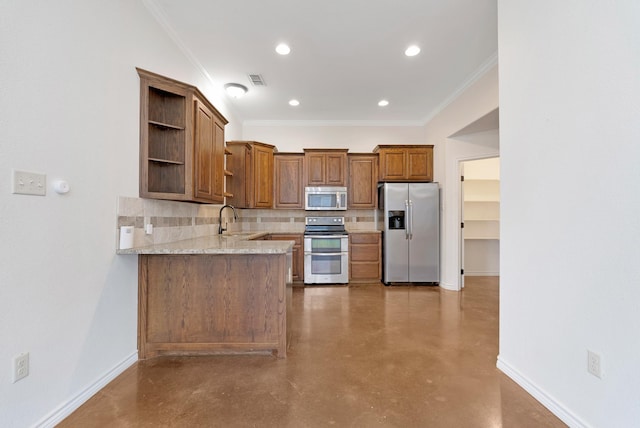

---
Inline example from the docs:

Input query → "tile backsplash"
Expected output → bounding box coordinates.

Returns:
[116,196,376,249]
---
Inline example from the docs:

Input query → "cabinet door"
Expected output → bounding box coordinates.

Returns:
[253,144,274,208]
[274,154,304,209]
[306,153,326,186]
[406,147,432,181]
[379,148,407,181]
[326,153,346,186]
[194,98,215,201]
[348,155,378,209]
[212,121,225,203]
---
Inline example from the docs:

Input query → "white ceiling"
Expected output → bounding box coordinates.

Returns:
[146,0,497,124]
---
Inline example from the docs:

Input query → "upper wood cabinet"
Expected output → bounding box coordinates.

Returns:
[304,149,348,186]
[348,154,378,209]
[226,141,275,208]
[374,145,433,182]
[138,68,228,203]
[274,153,305,209]
[194,98,226,202]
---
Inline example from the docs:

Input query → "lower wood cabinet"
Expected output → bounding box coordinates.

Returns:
[270,234,304,282]
[138,253,289,359]
[349,233,381,282]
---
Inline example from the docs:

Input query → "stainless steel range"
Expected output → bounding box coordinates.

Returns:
[304,216,349,285]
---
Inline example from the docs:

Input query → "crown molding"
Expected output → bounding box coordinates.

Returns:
[422,51,499,125]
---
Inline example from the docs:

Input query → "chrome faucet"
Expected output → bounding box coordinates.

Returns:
[218,204,238,234]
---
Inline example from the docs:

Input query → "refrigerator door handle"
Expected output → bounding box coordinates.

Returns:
[409,199,413,239]
[404,199,413,239]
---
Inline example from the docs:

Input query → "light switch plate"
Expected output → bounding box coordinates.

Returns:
[12,170,46,196]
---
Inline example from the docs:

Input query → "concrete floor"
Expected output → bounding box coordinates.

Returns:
[59,277,565,427]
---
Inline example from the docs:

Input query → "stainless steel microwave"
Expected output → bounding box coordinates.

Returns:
[304,186,347,210]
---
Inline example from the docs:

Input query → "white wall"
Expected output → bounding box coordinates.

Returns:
[498,1,640,426]
[424,67,499,290]
[0,1,238,426]
[242,123,427,152]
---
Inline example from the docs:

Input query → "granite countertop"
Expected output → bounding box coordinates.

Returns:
[117,232,293,255]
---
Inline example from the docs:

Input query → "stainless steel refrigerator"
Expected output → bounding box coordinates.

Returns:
[378,182,439,284]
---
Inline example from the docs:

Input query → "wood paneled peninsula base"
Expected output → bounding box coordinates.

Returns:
[121,234,293,359]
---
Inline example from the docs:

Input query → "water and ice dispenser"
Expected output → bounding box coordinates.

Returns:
[388,210,405,230]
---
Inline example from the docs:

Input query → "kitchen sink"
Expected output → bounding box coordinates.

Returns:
[220,231,267,240]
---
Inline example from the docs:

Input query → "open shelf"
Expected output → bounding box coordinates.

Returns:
[147,87,185,129]
[463,177,500,241]
[464,201,499,220]
[148,120,185,130]
[148,158,185,165]
[464,220,500,240]
[464,179,500,202]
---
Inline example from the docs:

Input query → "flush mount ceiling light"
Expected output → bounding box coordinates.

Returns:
[378,99,389,107]
[404,45,421,57]
[275,43,291,55]
[288,99,300,106]
[224,83,248,98]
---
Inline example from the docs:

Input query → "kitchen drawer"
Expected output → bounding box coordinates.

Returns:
[350,233,380,245]
[350,245,379,262]
[350,263,381,281]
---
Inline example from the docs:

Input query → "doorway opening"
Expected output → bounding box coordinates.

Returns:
[459,157,500,288]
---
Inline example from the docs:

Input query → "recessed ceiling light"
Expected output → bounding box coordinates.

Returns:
[289,99,300,106]
[378,100,389,107]
[276,43,291,55]
[224,83,248,98]
[405,45,421,57]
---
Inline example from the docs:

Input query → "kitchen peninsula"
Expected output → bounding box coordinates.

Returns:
[118,233,293,359]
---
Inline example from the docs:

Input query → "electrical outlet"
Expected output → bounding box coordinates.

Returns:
[13,352,29,383]
[587,350,601,378]
[12,170,46,196]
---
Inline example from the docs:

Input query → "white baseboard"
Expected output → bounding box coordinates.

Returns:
[35,351,138,428]
[439,281,461,291]
[464,271,500,276]
[496,356,589,428]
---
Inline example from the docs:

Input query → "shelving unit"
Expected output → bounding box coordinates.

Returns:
[224,148,233,198]
[462,158,500,276]
[463,179,500,240]
[138,68,228,203]
[145,86,187,195]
